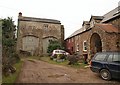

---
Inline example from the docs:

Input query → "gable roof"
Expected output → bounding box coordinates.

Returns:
[82,21,90,26]
[95,24,119,33]
[102,6,120,23]
[89,16,104,22]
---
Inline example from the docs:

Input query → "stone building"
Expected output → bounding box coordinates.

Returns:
[65,7,120,62]
[17,12,64,56]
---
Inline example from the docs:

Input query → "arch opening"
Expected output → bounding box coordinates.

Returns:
[90,33,102,57]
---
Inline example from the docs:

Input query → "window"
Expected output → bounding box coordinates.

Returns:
[113,53,120,62]
[83,41,87,51]
[49,39,52,42]
[71,47,73,51]
[94,54,106,61]
[107,54,113,62]
[76,44,79,51]
[43,24,48,31]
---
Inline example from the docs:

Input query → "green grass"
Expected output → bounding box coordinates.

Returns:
[40,56,69,66]
[2,60,23,84]
[39,56,88,69]
[22,56,41,60]
[26,56,88,69]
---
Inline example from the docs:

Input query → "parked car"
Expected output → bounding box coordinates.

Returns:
[52,49,69,56]
[90,52,120,80]
[50,49,69,60]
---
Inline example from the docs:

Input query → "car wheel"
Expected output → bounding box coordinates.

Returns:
[100,69,111,80]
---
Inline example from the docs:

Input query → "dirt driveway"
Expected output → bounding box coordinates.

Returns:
[16,59,120,83]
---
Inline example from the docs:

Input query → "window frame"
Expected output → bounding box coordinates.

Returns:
[83,41,87,51]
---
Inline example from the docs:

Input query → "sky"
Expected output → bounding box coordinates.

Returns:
[0,0,119,39]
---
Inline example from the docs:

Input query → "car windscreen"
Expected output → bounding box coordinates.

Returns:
[55,51,59,53]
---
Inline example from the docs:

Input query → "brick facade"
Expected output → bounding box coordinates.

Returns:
[65,7,120,62]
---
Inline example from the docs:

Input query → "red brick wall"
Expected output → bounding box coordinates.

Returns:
[65,37,75,54]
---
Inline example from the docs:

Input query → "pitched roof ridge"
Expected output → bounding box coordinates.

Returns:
[24,16,60,21]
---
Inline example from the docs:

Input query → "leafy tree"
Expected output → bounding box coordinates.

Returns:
[47,40,64,53]
[2,17,20,76]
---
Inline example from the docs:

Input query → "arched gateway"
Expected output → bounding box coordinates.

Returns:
[90,33,102,58]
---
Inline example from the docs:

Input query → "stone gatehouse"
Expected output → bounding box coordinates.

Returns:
[17,12,64,56]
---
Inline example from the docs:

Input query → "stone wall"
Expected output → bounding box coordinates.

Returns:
[17,14,64,56]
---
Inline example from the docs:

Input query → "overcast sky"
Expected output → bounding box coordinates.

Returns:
[0,0,119,39]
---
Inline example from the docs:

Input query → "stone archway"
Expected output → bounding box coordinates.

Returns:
[22,35,39,55]
[90,33,102,57]
[42,36,58,55]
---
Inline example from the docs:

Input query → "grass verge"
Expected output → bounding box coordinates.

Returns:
[2,60,23,84]
[40,56,88,69]
[40,56,69,66]
[27,56,88,69]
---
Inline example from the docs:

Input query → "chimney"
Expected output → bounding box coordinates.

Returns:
[19,12,22,17]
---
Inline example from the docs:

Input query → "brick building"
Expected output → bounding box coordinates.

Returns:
[17,12,64,56]
[65,7,120,62]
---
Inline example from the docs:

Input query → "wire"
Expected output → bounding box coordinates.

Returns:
[0,5,18,12]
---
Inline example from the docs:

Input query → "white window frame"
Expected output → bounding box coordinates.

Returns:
[76,44,79,52]
[83,41,87,51]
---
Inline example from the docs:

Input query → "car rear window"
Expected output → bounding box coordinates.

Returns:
[94,54,106,61]
[113,53,120,62]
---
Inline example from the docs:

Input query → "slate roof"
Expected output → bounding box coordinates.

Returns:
[102,6,120,22]
[82,21,89,26]
[66,23,119,39]
[19,16,61,24]
[67,28,84,39]
[92,16,104,20]
[89,16,104,22]
[96,24,119,33]
[66,7,120,39]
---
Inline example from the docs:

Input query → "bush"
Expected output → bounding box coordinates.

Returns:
[67,55,79,65]
[2,64,16,76]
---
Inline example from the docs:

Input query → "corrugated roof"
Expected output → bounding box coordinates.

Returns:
[102,6,120,22]
[96,24,119,33]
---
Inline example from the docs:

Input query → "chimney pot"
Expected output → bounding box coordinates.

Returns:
[19,12,22,16]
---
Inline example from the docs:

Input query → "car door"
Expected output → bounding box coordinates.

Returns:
[92,53,107,72]
[107,53,120,79]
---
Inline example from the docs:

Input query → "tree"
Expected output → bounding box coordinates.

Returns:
[2,17,19,76]
[47,40,64,54]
